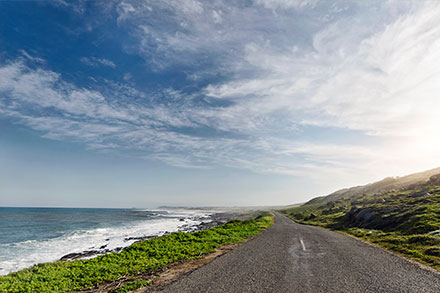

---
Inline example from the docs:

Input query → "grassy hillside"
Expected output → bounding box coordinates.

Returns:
[281,172,440,271]
[0,213,274,293]
[307,167,440,205]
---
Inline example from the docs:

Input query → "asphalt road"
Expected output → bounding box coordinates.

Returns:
[158,212,440,293]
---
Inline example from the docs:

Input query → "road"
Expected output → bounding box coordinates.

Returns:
[158,212,440,292]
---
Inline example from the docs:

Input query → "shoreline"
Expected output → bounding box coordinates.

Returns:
[56,210,259,262]
[0,212,274,292]
[0,208,219,276]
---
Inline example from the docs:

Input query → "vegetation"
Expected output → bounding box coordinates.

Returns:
[308,167,440,206]
[280,174,440,271]
[109,279,150,293]
[0,213,273,292]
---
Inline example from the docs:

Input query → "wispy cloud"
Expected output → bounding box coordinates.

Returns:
[115,0,440,176]
[19,49,46,64]
[255,0,318,10]
[200,1,440,137]
[114,0,324,72]
[80,57,116,68]
[0,59,375,182]
[2,0,440,187]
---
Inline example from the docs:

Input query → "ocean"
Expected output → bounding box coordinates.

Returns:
[0,207,215,276]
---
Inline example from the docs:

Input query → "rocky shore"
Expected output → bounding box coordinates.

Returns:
[59,211,252,261]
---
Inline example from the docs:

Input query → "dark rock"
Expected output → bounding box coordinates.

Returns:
[60,249,111,261]
[384,208,397,214]
[429,174,440,185]
[326,202,335,208]
[60,252,81,261]
[346,207,360,219]
[345,207,377,227]
[304,213,317,221]
[410,191,430,198]
[124,235,154,242]
[357,209,376,222]
[196,220,226,230]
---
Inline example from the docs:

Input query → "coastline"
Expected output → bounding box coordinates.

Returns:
[1,208,266,275]
[58,210,242,262]
[0,212,273,293]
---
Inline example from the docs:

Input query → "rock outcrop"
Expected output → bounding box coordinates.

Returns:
[345,207,377,227]
[429,174,440,185]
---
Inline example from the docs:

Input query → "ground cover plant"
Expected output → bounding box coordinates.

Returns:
[280,177,440,271]
[0,213,273,292]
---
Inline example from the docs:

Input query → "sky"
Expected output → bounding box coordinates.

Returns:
[1,0,440,208]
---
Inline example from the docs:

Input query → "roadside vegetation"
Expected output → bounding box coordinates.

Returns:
[280,175,440,271]
[0,212,274,292]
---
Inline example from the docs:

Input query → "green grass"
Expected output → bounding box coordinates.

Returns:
[280,182,440,271]
[0,213,273,292]
[341,228,440,269]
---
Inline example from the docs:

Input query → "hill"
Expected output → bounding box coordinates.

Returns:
[306,167,440,205]
[280,167,440,271]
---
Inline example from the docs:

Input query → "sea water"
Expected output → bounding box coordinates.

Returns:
[0,207,214,275]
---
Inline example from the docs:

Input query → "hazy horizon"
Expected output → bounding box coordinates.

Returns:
[1,0,440,208]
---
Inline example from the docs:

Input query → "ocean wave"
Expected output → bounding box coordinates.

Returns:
[0,209,214,275]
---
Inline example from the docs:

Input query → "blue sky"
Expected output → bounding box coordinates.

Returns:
[1,0,440,208]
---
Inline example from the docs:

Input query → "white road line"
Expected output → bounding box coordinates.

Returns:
[300,238,306,251]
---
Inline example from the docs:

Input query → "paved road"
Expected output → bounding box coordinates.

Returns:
[159,212,440,292]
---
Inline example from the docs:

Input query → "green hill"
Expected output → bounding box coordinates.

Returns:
[306,167,440,205]
[280,168,440,271]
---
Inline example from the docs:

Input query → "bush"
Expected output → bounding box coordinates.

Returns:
[407,235,440,246]
[425,247,440,257]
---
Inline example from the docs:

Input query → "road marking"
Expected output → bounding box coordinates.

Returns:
[300,238,306,251]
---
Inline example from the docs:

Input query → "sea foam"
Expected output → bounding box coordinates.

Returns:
[0,208,214,275]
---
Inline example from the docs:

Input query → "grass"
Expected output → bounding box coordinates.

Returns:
[280,181,440,271]
[341,229,440,269]
[0,212,274,292]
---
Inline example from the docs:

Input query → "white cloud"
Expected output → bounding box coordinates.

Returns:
[116,2,136,22]
[115,0,318,71]
[53,0,69,7]
[204,1,440,140]
[19,49,46,64]
[2,1,440,188]
[80,57,116,68]
[0,60,382,183]
[255,0,318,10]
